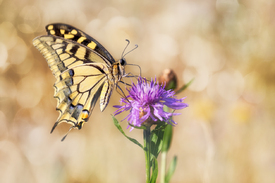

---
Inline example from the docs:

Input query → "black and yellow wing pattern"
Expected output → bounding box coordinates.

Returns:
[33,23,127,140]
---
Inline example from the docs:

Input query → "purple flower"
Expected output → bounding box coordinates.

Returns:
[114,77,188,130]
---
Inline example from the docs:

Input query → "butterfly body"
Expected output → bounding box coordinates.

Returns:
[33,23,127,133]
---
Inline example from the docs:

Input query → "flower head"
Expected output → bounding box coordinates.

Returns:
[114,77,188,130]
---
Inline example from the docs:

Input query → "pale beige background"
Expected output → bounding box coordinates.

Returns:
[0,0,274,182]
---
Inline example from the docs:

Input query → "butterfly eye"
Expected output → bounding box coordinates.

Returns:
[120,58,127,66]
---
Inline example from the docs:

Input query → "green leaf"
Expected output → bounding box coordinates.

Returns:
[112,116,143,149]
[175,78,194,94]
[165,156,177,183]
[153,121,167,131]
[150,157,158,183]
[162,124,173,152]
[166,80,177,90]
[151,123,166,159]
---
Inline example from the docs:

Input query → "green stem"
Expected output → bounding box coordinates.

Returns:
[160,151,167,183]
[160,106,170,183]
[144,126,151,183]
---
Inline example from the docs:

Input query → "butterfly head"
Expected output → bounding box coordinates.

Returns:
[119,57,127,66]
[117,57,127,77]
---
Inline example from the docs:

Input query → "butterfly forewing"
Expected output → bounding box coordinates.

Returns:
[33,24,123,137]
[46,23,115,65]
[33,35,111,78]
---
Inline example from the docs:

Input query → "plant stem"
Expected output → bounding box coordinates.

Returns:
[144,126,151,183]
[160,151,167,183]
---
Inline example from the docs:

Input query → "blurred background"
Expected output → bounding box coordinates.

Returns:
[0,0,275,182]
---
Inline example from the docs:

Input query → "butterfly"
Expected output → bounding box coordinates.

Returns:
[33,23,136,140]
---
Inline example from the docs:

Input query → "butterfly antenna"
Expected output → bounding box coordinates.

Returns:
[61,126,74,141]
[123,44,138,58]
[121,39,130,58]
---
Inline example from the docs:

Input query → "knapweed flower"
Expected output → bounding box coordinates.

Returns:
[114,77,188,130]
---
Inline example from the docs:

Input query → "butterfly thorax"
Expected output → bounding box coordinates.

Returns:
[110,58,127,84]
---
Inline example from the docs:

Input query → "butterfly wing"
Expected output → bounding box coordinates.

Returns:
[99,80,114,112]
[45,23,115,65]
[33,35,113,132]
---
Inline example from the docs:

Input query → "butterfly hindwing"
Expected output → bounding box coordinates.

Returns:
[52,64,107,131]
[46,23,115,65]
[99,80,114,112]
